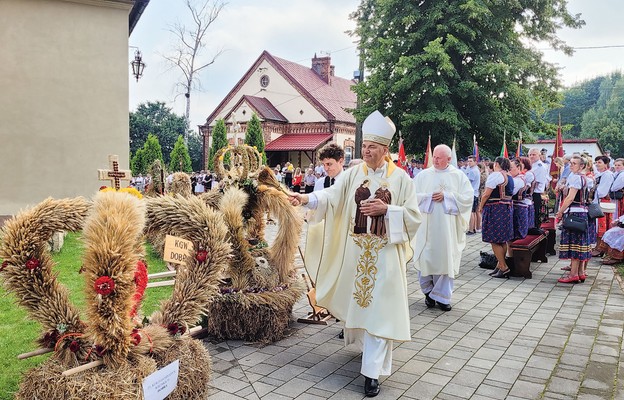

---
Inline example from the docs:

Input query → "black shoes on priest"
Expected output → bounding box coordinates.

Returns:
[364,376,380,397]
[425,293,452,311]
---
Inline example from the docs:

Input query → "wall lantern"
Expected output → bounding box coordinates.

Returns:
[130,49,146,82]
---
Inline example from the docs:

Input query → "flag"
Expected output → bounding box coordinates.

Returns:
[516,131,523,158]
[451,136,458,167]
[473,135,479,162]
[550,115,564,187]
[398,134,408,172]
[500,131,508,158]
[424,135,433,168]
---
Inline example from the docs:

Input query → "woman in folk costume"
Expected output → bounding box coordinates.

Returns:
[506,158,529,264]
[591,155,614,257]
[555,155,592,283]
[597,215,624,265]
[610,159,624,217]
[610,159,624,218]
[478,157,514,278]
[523,159,536,229]
[288,110,421,397]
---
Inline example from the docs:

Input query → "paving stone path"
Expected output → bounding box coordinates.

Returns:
[205,226,624,399]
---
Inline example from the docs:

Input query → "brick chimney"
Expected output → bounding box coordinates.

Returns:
[312,53,333,83]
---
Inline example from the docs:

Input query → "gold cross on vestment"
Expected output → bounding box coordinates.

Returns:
[97,155,132,190]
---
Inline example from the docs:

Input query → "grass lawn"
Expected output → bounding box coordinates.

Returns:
[0,233,172,400]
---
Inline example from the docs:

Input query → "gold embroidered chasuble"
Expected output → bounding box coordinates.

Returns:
[412,165,474,278]
[305,159,421,342]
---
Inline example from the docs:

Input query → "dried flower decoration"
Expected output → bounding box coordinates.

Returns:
[94,276,115,296]
[94,344,107,357]
[130,329,141,346]
[0,260,9,272]
[195,250,208,263]
[69,340,80,353]
[25,258,40,270]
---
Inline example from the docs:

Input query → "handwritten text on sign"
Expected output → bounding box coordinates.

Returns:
[163,235,194,264]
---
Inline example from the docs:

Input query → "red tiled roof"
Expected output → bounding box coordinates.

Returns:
[242,95,287,122]
[271,54,356,123]
[265,134,332,151]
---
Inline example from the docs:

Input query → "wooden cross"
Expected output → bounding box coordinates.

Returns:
[97,155,132,190]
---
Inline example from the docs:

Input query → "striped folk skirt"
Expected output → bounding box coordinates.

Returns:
[482,201,514,244]
[513,202,529,240]
[560,211,592,261]
[526,199,535,229]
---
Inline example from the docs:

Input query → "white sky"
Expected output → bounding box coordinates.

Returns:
[129,0,624,131]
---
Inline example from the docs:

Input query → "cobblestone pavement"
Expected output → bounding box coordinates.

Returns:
[205,225,624,399]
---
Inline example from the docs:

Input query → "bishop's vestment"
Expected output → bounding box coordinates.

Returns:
[305,159,421,342]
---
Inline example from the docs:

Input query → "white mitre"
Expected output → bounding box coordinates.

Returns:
[362,110,396,146]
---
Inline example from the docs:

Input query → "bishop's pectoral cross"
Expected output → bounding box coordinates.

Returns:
[98,155,132,190]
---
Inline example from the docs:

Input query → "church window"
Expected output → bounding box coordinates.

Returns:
[260,75,270,88]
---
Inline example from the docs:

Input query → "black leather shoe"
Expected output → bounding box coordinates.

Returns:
[436,302,452,311]
[338,329,344,339]
[424,293,436,308]
[364,376,380,397]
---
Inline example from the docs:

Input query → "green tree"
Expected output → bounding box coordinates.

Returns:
[544,76,608,137]
[208,119,228,170]
[169,135,192,172]
[131,148,146,176]
[130,102,187,163]
[350,0,584,156]
[581,75,624,155]
[131,134,164,175]
[187,132,203,171]
[244,113,267,165]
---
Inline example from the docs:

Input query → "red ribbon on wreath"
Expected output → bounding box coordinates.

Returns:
[130,260,148,317]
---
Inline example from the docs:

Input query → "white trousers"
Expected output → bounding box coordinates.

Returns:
[419,272,454,305]
[344,328,392,379]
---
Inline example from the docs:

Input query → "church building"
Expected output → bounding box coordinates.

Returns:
[0,0,148,221]
[199,51,357,169]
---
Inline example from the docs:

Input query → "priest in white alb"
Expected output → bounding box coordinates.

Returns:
[413,144,473,311]
[289,110,421,397]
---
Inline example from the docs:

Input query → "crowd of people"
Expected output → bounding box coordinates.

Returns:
[124,118,621,397]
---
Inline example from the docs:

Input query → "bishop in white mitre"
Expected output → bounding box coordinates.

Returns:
[289,110,421,397]
[413,144,474,311]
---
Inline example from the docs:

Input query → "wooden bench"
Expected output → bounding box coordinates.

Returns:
[509,233,548,279]
[540,217,557,256]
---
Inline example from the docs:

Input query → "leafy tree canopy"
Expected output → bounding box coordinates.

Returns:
[131,133,164,175]
[580,74,624,155]
[130,101,202,171]
[208,119,228,170]
[245,113,267,165]
[350,0,584,156]
[543,76,609,137]
[169,135,193,173]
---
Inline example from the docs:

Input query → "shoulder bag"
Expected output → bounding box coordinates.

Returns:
[588,202,604,219]
[562,175,589,232]
[562,213,588,232]
[610,190,624,200]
